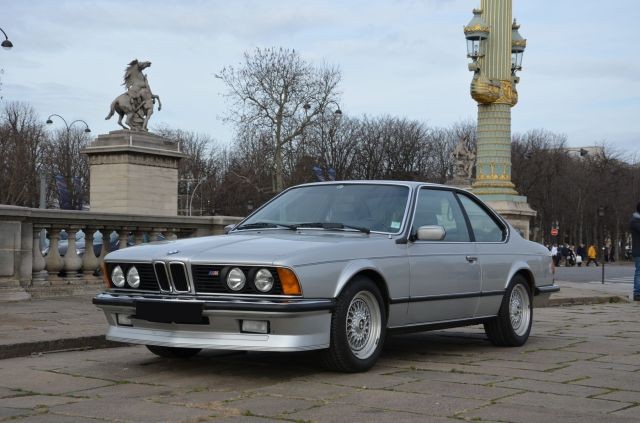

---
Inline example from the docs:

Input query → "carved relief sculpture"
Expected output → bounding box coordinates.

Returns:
[105,59,162,131]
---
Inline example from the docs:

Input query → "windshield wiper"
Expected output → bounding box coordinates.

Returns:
[296,222,370,234]
[235,222,298,231]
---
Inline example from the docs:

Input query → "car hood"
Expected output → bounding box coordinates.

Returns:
[104,230,393,266]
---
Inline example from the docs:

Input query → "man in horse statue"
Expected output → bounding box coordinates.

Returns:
[105,59,161,131]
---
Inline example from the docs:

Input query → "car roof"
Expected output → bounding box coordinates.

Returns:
[293,180,453,189]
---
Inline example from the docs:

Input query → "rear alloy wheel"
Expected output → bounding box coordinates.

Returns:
[484,275,532,347]
[146,345,201,358]
[321,276,386,372]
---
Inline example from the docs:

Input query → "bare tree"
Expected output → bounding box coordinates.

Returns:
[220,47,341,192]
[40,127,91,209]
[156,126,223,215]
[0,102,47,207]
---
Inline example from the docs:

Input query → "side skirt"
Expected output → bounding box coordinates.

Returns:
[387,315,496,335]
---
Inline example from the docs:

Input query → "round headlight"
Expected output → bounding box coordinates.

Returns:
[226,268,246,291]
[111,265,125,287]
[254,268,274,292]
[126,266,140,288]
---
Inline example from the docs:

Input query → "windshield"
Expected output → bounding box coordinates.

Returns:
[238,183,410,234]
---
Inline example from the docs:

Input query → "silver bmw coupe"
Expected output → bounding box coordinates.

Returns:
[94,181,558,372]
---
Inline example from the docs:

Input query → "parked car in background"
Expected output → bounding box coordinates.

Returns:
[94,181,558,372]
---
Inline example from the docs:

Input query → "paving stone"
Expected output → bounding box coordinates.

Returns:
[391,378,520,401]
[460,402,639,423]
[0,406,35,420]
[495,378,609,398]
[149,388,243,409]
[248,380,357,401]
[497,391,631,414]
[222,395,320,418]
[465,358,570,372]
[49,397,215,423]
[0,387,16,399]
[8,413,107,422]
[288,403,458,422]
[303,370,412,390]
[593,390,640,403]
[0,394,81,409]
[385,369,510,385]
[612,404,640,418]
[0,368,114,395]
[336,388,486,416]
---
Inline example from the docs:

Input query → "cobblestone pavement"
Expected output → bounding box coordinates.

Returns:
[1,302,639,422]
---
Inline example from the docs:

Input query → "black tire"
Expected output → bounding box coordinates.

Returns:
[321,276,387,372]
[146,345,201,358]
[484,275,532,347]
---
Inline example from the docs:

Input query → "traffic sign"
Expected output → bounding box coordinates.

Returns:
[551,228,558,236]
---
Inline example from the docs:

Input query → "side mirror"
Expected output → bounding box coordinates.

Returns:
[223,224,236,234]
[416,225,446,241]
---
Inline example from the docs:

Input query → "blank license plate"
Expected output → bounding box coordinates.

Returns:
[135,301,204,324]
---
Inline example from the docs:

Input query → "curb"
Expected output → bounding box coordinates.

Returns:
[0,336,126,360]
[546,295,630,307]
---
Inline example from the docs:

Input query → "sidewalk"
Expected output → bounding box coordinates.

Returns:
[0,281,635,360]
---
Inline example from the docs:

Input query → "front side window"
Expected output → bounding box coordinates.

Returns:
[239,184,410,234]
[412,188,470,242]
[458,195,505,242]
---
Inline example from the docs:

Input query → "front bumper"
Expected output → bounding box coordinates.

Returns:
[93,292,335,352]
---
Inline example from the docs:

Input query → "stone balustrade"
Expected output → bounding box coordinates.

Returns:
[0,205,243,301]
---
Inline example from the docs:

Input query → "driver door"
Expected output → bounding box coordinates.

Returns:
[407,187,480,323]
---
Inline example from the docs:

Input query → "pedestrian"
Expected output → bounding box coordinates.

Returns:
[629,202,640,301]
[550,244,559,267]
[608,245,616,263]
[586,243,599,267]
[576,243,586,267]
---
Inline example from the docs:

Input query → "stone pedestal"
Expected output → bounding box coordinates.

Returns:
[478,194,536,239]
[83,131,186,216]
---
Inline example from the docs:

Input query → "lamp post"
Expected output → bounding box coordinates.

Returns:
[188,178,206,217]
[0,27,13,50]
[45,114,92,210]
[464,1,535,238]
[599,205,605,284]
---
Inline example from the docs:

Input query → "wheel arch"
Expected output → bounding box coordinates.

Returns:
[512,268,535,296]
[333,261,390,317]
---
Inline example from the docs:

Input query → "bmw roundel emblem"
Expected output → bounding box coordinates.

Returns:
[167,249,180,255]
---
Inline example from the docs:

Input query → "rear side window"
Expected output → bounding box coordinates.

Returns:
[458,195,505,242]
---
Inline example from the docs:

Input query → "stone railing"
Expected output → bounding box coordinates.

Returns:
[0,205,243,301]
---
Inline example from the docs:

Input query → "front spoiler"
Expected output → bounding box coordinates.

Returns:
[93,292,335,313]
[93,292,334,352]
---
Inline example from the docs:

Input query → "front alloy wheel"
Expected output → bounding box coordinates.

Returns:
[321,275,386,372]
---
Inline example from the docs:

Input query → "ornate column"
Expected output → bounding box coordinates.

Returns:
[464,0,535,238]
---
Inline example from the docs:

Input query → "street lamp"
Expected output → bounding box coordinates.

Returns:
[303,101,342,116]
[511,19,526,74]
[0,27,13,50]
[46,114,91,133]
[464,9,489,63]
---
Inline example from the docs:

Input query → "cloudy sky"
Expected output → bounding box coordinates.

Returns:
[2,0,639,155]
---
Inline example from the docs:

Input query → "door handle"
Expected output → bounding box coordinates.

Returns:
[466,256,478,263]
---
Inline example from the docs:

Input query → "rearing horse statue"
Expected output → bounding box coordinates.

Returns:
[105,59,161,131]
